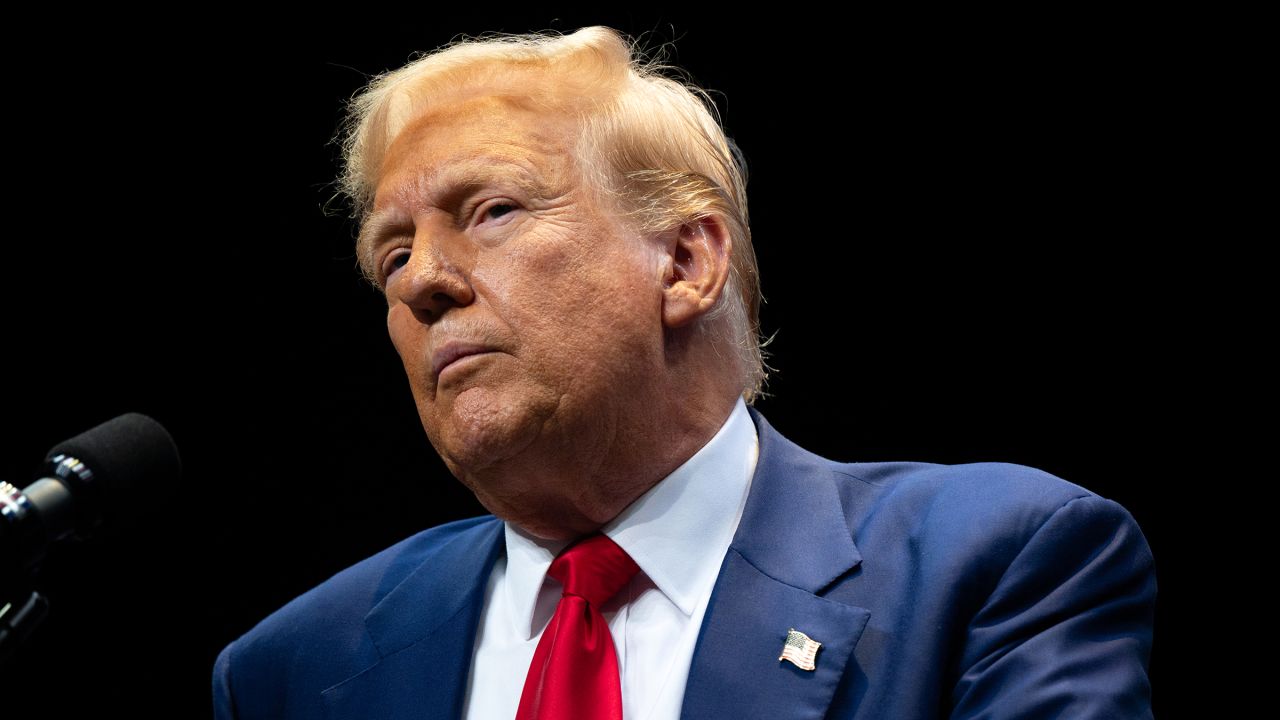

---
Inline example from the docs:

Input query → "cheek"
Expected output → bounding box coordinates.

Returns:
[385,305,411,356]
[471,228,571,294]
[534,273,661,375]
[471,244,578,345]
[472,226,663,373]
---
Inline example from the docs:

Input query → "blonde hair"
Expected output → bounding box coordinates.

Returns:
[337,26,769,403]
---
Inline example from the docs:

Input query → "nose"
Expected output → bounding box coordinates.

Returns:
[392,224,475,324]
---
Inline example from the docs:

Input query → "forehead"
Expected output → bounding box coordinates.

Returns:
[373,93,581,213]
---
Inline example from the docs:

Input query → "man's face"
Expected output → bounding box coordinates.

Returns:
[365,93,665,517]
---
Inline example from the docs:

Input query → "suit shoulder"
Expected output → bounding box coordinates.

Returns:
[249,514,498,635]
[748,409,1126,545]
[832,458,1148,590]
[215,515,501,706]
[834,458,1103,522]
[747,412,1111,525]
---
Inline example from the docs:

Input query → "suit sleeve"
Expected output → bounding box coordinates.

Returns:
[949,494,1157,719]
[212,640,239,720]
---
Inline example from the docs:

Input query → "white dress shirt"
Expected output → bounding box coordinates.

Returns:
[462,398,760,720]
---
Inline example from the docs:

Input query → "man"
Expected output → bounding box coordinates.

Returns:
[214,26,1156,719]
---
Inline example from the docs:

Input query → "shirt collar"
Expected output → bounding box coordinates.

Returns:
[502,397,760,640]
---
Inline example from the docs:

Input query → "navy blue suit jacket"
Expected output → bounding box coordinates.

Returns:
[213,408,1156,718]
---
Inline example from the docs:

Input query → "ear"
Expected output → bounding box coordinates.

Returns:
[660,215,733,329]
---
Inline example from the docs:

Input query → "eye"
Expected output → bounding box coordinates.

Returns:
[381,250,410,283]
[477,201,518,224]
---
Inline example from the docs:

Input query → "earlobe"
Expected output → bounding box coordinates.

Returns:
[660,215,733,329]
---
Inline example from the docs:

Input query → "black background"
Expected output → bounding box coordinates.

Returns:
[2,9,1190,717]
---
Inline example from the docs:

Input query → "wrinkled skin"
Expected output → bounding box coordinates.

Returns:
[365,92,738,539]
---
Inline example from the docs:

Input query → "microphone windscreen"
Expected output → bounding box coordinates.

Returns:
[43,413,182,532]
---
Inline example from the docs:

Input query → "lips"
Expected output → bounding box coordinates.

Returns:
[431,341,494,382]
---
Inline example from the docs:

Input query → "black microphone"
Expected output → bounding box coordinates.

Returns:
[0,412,180,663]
[1,412,181,581]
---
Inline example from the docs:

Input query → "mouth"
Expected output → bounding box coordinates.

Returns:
[431,342,495,382]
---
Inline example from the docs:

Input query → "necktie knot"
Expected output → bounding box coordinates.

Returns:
[547,533,640,607]
[517,533,639,720]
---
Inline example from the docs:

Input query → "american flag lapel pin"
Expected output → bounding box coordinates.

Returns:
[779,628,822,671]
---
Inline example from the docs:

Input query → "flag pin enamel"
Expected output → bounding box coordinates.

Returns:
[779,628,822,671]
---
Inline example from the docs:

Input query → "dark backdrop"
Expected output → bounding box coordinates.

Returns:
[2,10,1185,717]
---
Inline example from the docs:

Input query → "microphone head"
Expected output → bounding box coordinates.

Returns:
[42,413,182,537]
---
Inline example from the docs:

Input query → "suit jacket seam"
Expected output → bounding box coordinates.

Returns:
[726,546,859,610]
[979,492,1094,607]
[320,584,481,697]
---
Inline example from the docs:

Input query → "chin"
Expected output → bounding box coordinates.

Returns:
[424,385,549,477]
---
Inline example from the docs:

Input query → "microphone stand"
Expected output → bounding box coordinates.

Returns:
[0,586,48,666]
[1,477,54,667]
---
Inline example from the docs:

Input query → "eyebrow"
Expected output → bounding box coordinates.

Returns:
[356,208,410,280]
[355,160,557,278]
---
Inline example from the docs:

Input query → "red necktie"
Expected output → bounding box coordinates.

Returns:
[516,533,640,720]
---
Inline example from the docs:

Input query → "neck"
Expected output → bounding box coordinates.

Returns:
[469,380,740,541]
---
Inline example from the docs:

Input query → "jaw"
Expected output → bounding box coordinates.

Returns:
[427,386,642,540]
[409,335,735,541]
[421,383,555,475]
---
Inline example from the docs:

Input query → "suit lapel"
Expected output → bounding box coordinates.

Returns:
[681,409,871,720]
[321,519,504,720]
